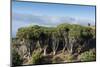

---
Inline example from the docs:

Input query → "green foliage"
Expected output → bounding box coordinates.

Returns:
[13,23,96,64]
[65,53,74,62]
[16,23,95,57]
[32,50,42,64]
[57,23,89,38]
[16,26,41,40]
[52,56,60,63]
[12,49,23,66]
[16,24,95,41]
[78,49,96,62]
[80,27,93,39]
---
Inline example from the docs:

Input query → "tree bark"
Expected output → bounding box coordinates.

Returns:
[53,51,56,55]
[43,47,47,56]
[52,34,59,55]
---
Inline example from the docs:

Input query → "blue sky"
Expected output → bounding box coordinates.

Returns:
[12,1,96,37]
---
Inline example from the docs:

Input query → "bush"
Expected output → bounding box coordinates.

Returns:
[52,56,61,63]
[32,50,42,64]
[65,53,74,62]
[12,49,23,66]
[78,49,96,62]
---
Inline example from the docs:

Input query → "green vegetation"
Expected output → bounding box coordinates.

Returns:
[12,23,96,65]
[65,53,74,62]
[78,49,96,62]
[32,50,42,64]
[12,49,23,66]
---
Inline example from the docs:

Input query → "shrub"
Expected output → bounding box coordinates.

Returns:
[12,49,23,66]
[52,56,60,63]
[78,49,96,62]
[65,53,74,62]
[32,50,42,64]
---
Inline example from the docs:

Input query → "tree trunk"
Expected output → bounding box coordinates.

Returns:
[62,45,66,53]
[52,35,59,55]
[62,32,69,53]
[53,50,56,55]
[43,47,47,56]
[69,37,75,54]
[63,38,69,53]
[70,43,73,54]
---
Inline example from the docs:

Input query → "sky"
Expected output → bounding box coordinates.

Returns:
[12,1,96,37]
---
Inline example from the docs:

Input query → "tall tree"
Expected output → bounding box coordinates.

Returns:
[61,27,70,53]
[39,32,48,56]
[51,30,59,55]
